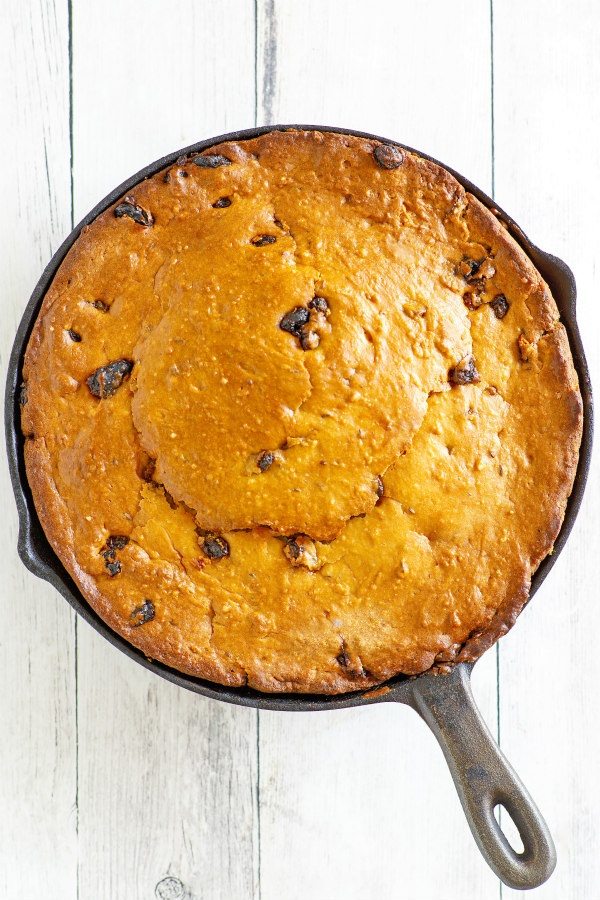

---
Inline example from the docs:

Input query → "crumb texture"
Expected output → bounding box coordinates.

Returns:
[21,130,582,693]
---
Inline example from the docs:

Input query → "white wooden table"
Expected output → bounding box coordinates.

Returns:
[1,2,599,898]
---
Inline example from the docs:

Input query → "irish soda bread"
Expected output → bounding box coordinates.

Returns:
[21,129,582,692]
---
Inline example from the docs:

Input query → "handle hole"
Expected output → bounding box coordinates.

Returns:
[494,803,525,854]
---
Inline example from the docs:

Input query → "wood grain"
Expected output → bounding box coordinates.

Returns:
[256,2,499,898]
[0,2,77,899]
[71,3,259,899]
[494,1,600,897]
[2,1,598,897]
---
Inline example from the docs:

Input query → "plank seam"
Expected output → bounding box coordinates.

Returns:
[257,0,277,125]
[68,0,74,231]
[254,0,259,126]
[490,0,496,200]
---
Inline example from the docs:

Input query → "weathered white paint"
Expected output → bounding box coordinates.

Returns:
[493,1,600,898]
[0,2,77,899]
[1,0,598,898]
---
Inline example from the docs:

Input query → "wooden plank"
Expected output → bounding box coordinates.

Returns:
[0,2,77,899]
[6,2,594,897]
[493,1,600,897]
[256,0,491,190]
[255,2,500,898]
[72,0,258,218]
[71,3,260,898]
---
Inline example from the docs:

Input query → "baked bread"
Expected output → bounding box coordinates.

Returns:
[21,129,582,692]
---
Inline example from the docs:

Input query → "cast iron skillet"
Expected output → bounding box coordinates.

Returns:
[5,125,593,890]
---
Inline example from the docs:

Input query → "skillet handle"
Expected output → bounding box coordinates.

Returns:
[407,664,556,889]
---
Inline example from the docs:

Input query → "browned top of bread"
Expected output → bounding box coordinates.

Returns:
[21,129,582,692]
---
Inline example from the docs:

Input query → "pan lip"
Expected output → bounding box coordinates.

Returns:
[5,123,594,712]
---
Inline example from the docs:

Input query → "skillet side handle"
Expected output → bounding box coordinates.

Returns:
[407,664,556,890]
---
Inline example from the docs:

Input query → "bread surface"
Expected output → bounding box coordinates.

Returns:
[21,129,582,692]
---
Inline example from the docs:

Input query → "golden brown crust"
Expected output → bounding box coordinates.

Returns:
[21,129,582,692]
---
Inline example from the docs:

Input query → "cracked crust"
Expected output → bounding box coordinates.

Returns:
[21,129,582,693]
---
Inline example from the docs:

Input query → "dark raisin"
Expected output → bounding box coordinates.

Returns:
[458,258,481,280]
[458,257,495,291]
[92,299,110,312]
[213,196,232,208]
[86,359,134,399]
[490,294,510,319]
[336,643,351,667]
[285,538,302,560]
[106,535,129,550]
[300,329,320,351]
[19,382,28,406]
[139,455,156,482]
[373,144,405,170]
[375,475,384,504]
[281,534,319,568]
[100,543,122,576]
[279,307,310,337]
[114,201,154,227]
[448,356,480,386]
[257,450,275,472]
[308,296,329,313]
[67,329,82,342]
[202,535,230,559]
[163,172,171,183]
[179,170,189,178]
[130,599,155,627]
[251,234,277,246]
[192,154,231,168]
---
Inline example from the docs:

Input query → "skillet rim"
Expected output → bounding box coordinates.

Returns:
[4,124,593,711]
